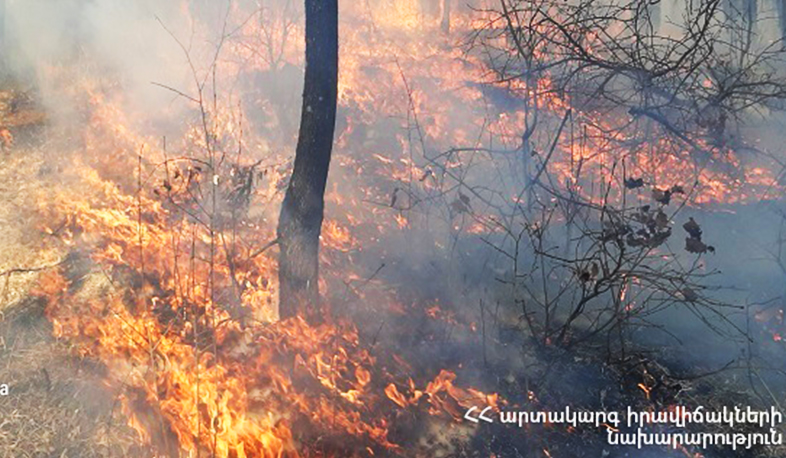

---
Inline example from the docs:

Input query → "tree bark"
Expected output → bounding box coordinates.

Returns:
[277,0,339,322]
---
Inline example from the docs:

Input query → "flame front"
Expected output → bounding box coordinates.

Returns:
[23,0,785,456]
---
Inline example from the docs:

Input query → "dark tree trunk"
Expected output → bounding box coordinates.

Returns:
[277,0,339,322]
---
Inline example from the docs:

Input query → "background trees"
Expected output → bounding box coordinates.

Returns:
[406,0,786,350]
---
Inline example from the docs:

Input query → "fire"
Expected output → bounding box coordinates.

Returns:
[320,220,355,253]
[17,0,786,455]
[637,383,652,401]
[31,115,495,453]
[754,305,785,344]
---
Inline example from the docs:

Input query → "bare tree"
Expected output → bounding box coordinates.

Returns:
[397,0,786,351]
[277,0,339,321]
[471,0,786,163]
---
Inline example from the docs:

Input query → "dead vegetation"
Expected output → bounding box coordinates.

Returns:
[0,1,786,456]
[0,89,143,458]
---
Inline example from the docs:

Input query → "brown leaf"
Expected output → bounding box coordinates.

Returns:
[459,192,471,207]
[655,210,669,229]
[682,217,702,239]
[680,287,699,302]
[625,177,644,189]
[685,237,709,254]
[451,199,470,214]
[652,188,672,205]
[648,229,671,248]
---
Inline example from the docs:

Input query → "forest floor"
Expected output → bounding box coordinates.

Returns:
[0,82,783,458]
[0,85,143,458]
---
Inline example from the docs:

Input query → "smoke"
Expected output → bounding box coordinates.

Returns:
[2,1,786,456]
[2,0,781,361]
[3,0,217,124]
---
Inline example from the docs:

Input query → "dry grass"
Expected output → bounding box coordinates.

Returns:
[0,152,55,310]
[0,303,142,458]
[0,90,143,457]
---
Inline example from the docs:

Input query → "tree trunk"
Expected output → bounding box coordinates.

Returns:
[441,0,451,34]
[277,0,339,322]
[779,0,786,44]
[420,0,440,21]
[0,0,5,71]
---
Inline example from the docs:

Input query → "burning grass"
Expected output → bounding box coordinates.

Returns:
[0,81,496,456]
[1,1,786,456]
